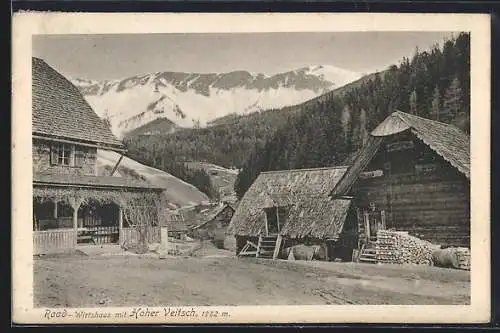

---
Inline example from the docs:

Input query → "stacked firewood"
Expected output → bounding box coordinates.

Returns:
[376,230,436,265]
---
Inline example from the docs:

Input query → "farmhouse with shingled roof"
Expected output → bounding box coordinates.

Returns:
[32,57,164,255]
[329,110,470,262]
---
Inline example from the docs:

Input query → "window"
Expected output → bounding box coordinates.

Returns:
[50,143,85,167]
[51,144,73,166]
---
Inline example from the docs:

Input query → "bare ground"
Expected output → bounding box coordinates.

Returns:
[34,248,470,307]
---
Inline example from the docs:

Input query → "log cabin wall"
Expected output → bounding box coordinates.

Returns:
[351,131,470,248]
[33,138,97,176]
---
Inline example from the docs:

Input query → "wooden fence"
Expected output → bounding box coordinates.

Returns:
[79,226,119,245]
[120,227,161,245]
[33,229,77,255]
[34,227,161,255]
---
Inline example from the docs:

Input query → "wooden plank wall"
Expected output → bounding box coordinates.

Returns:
[350,132,471,248]
[355,174,470,247]
[33,229,76,255]
[120,227,161,245]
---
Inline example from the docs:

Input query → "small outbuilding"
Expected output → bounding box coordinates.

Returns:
[190,202,236,247]
[227,167,355,260]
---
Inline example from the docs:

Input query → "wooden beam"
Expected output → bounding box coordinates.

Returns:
[72,208,78,246]
[256,235,261,258]
[68,197,84,245]
[276,207,280,233]
[110,154,124,176]
[246,240,258,250]
[381,210,386,230]
[33,135,127,153]
[118,205,123,244]
[33,181,163,192]
[264,218,269,237]
[53,200,58,219]
[272,235,283,259]
[363,211,370,241]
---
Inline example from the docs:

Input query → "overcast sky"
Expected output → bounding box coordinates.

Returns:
[33,32,456,81]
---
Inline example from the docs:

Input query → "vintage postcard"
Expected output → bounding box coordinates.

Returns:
[12,12,491,324]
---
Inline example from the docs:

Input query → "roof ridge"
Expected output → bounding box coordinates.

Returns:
[260,166,349,174]
[32,57,125,149]
[393,109,457,128]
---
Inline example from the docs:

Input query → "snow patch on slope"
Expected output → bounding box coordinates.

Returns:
[73,65,362,138]
[96,149,209,208]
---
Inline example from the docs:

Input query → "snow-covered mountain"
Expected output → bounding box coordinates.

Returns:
[72,65,361,138]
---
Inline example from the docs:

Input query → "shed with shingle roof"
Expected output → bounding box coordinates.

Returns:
[228,166,353,240]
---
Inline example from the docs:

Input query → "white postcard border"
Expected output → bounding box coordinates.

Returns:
[12,12,491,324]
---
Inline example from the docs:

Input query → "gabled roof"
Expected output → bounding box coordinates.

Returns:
[161,210,189,232]
[32,57,124,150]
[228,166,352,239]
[191,203,235,230]
[373,111,470,177]
[331,111,470,197]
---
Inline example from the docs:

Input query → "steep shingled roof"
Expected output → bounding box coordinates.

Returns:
[228,166,351,239]
[331,110,470,197]
[32,57,124,150]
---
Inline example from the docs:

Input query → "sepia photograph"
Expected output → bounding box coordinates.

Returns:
[12,13,490,324]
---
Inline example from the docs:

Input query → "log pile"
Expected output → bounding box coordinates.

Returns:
[376,230,437,265]
[432,247,470,270]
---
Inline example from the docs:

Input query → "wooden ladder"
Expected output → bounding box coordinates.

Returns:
[238,235,283,259]
[357,241,378,264]
[256,234,283,259]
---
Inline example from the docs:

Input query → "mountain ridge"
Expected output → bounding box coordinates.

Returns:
[72,65,361,137]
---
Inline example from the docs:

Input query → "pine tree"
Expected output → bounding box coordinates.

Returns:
[430,86,441,121]
[359,108,369,146]
[442,77,462,123]
[340,105,352,143]
[409,90,418,115]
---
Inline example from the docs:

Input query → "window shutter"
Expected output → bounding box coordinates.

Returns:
[50,145,58,165]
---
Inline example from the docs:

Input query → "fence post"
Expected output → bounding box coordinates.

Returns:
[68,197,83,248]
[118,205,123,245]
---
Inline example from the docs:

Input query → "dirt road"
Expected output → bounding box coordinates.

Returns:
[34,252,469,307]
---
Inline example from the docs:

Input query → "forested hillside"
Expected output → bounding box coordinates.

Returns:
[125,107,296,169]
[234,32,470,198]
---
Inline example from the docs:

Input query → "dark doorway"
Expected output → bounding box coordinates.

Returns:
[264,206,287,235]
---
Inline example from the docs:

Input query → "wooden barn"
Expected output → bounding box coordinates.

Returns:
[227,167,355,260]
[330,110,470,261]
[190,203,235,246]
[32,57,163,255]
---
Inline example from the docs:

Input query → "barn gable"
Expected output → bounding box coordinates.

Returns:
[331,110,470,197]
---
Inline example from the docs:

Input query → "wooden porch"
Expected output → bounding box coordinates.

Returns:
[33,199,161,255]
